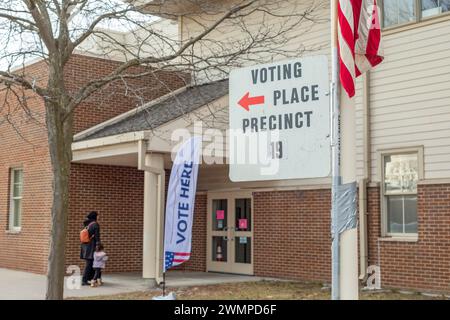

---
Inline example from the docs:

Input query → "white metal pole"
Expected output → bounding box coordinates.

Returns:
[340,90,359,300]
[155,171,165,284]
[331,0,359,300]
[330,0,341,301]
[333,0,359,299]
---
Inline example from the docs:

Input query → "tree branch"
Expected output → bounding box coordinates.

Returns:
[67,0,257,114]
[0,12,38,32]
[0,70,48,97]
[70,6,135,51]
[22,0,57,53]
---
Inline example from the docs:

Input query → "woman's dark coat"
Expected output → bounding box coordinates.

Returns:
[80,220,101,260]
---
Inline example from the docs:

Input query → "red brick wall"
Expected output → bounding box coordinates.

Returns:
[253,189,332,282]
[66,54,189,134]
[251,186,450,293]
[367,184,450,293]
[67,166,207,274]
[66,163,144,273]
[0,60,52,274]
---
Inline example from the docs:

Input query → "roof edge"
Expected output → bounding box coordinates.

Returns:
[72,130,148,152]
[74,85,188,141]
[74,78,229,142]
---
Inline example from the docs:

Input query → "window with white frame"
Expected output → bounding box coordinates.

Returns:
[422,0,450,17]
[382,0,417,28]
[9,168,23,230]
[382,152,420,236]
[382,0,450,28]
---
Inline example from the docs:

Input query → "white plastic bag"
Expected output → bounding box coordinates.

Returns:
[152,292,176,300]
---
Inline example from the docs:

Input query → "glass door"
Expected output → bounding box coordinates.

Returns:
[207,192,253,275]
[231,198,252,274]
[210,198,230,272]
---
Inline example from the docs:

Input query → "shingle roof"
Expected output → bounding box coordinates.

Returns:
[77,79,228,141]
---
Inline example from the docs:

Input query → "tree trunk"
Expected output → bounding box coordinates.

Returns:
[45,95,73,300]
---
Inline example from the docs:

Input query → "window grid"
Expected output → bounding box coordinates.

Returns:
[381,0,450,29]
[9,168,23,230]
[381,152,419,237]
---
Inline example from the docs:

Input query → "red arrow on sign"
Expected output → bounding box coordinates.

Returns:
[238,92,265,111]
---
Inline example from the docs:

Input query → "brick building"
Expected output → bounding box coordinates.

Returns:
[0,53,187,274]
[2,0,450,295]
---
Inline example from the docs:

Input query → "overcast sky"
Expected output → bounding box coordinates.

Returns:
[0,0,156,70]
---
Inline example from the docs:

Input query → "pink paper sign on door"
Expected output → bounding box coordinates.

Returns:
[216,210,225,220]
[239,219,248,230]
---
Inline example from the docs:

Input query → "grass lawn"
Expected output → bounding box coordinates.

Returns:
[71,280,448,300]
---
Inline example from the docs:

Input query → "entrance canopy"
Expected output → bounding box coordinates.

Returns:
[72,79,229,168]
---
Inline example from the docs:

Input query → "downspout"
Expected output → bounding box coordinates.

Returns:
[359,72,370,282]
[179,15,183,44]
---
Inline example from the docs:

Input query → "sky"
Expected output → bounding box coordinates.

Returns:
[0,0,156,70]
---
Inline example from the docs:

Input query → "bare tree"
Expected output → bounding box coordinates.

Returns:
[0,0,327,299]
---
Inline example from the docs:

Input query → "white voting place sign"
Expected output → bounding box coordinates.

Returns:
[229,56,330,182]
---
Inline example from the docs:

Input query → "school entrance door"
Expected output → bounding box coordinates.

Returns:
[207,191,254,275]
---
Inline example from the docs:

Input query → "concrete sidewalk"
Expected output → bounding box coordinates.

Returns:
[0,268,261,300]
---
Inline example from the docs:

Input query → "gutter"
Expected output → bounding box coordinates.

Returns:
[359,72,370,282]
[359,178,368,282]
[72,130,148,151]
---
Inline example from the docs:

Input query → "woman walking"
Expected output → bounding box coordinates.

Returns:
[80,211,101,286]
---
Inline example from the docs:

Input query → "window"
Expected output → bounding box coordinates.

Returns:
[381,150,422,237]
[382,0,450,28]
[9,168,23,231]
[383,0,417,28]
[422,0,450,17]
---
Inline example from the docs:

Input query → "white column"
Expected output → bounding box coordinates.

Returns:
[340,90,359,300]
[143,153,164,285]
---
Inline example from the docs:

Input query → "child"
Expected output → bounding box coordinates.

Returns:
[91,244,108,287]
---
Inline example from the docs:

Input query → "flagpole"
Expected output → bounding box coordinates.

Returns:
[330,0,341,301]
[331,0,360,300]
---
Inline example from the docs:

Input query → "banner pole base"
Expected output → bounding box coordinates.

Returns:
[163,272,166,296]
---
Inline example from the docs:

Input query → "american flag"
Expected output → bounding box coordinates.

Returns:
[338,0,384,98]
[165,251,191,270]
